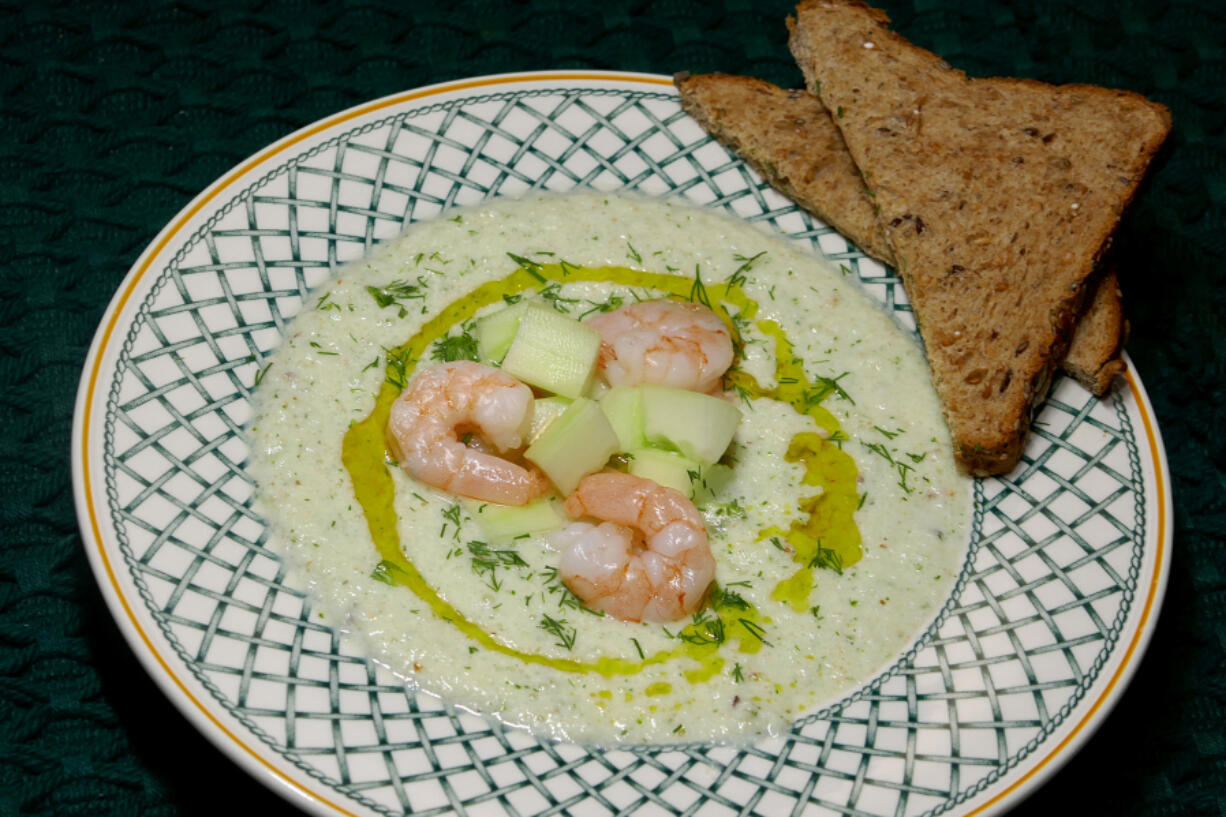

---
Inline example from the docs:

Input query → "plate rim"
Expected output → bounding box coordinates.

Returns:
[69,69,1174,817]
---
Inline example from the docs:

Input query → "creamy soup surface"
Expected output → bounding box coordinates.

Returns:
[248,192,972,745]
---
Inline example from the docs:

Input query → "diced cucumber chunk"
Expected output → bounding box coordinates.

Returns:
[598,386,645,452]
[640,384,741,464]
[475,300,535,364]
[464,497,566,542]
[525,397,619,495]
[626,447,702,498]
[528,396,572,444]
[500,306,601,398]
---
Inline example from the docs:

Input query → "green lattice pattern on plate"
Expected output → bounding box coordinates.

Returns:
[101,86,1144,816]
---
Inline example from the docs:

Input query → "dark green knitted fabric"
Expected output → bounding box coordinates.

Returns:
[1,0,1221,814]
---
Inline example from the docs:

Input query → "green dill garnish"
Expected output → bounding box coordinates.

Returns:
[726,251,767,287]
[873,425,902,440]
[367,278,428,317]
[539,283,579,313]
[468,540,528,591]
[308,340,338,356]
[316,291,341,311]
[539,614,577,650]
[730,382,753,408]
[808,541,844,575]
[440,503,463,540]
[578,294,625,320]
[906,451,928,463]
[808,372,854,405]
[689,266,712,308]
[680,609,725,646]
[506,252,542,272]
[370,560,397,586]
[732,663,744,682]
[709,584,750,611]
[384,346,412,390]
[253,361,272,386]
[631,637,645,659]
[862,441,915,494]
[626,242,642,265]
[361,356,379,372]
[713,497,748,519]
[431,328,480,362]
[738,619,771,646]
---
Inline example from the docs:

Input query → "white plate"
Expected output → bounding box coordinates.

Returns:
[72,71,1171,817]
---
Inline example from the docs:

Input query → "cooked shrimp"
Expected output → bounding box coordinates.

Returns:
[586,300,734,393]
[551,472,715,622]
[387,360,549,505]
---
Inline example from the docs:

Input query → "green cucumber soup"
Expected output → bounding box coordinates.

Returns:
[247,192,972,745]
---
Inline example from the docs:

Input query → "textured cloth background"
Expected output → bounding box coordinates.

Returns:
[1,0,1222,814]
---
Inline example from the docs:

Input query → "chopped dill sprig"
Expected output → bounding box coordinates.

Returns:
[726,250,767,288]
[808,541,844,575]
[384,346,412,390]
[689,266,712,308]
[709,584,750,611]
[367,277,428,317]
[738,618,771,646]
[712,497,748,519]
[680,609,725,646]
[431,327,479,362]
[506,252,542,272]
[808,372,854,405]
[578,294,625,320]
[862,441,916,494]
[539,283,579,313]
[468,540,528,591]
[539,614,577,650]
[370,560,397,586]
[441,504,464,539]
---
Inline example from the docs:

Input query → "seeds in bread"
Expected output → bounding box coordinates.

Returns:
[788,0,1170,474]
[674,70,1129,397]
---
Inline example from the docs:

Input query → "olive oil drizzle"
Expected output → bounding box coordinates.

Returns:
[341,260,864,676]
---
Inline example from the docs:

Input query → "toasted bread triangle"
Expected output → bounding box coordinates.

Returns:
[788,0,1169,474]
[673,71,1129,398]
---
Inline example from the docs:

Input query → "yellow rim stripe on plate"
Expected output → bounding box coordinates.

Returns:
[964,366,1167,816]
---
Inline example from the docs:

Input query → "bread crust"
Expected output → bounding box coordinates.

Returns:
[788,0,1170,474]
[674,71,1130,397]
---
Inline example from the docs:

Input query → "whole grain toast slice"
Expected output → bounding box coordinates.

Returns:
[675,72,895,262]
[788,0,1169,474]
[674,71,1129,397]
